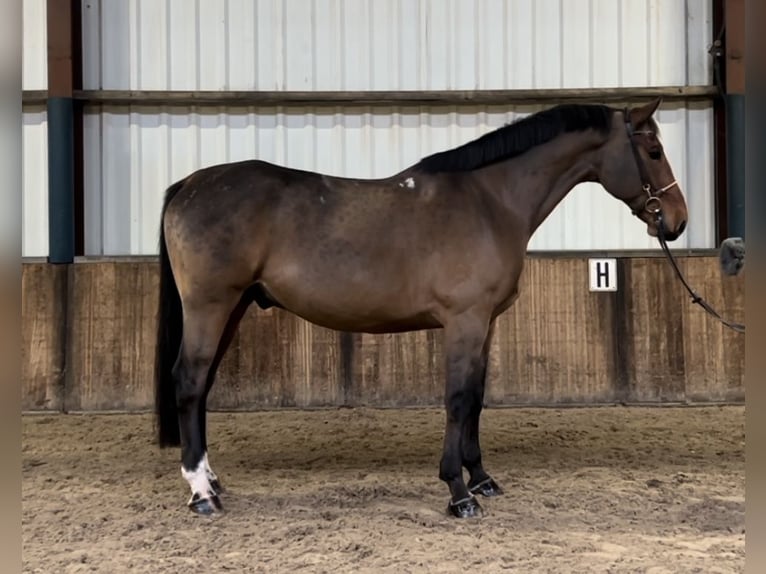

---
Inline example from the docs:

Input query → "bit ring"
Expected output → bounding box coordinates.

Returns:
[645,196,662,214]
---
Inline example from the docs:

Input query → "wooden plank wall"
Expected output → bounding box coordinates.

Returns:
[21,264,68,410]
[21,256,745,412]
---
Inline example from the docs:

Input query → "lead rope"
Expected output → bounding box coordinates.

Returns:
[656,213,745,334]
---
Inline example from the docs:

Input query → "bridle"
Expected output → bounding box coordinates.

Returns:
[623,108,745,334]
[623,108,678,218]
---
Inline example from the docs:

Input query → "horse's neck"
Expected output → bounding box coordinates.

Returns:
[497,133,602,236]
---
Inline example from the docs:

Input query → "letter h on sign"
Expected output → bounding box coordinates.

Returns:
[588,258,617,292]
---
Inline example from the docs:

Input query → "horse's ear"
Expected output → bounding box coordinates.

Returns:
[629,97,662,126]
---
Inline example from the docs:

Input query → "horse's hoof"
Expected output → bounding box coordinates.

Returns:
[210,479,224,495]
[188,493,223,515]
[469,478,504,497]
[447,496,483,518]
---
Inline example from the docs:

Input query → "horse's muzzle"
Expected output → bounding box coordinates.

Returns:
[663,219,686,242]
[649,218,685,241]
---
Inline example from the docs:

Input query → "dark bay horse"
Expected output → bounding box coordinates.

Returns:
[154,98,688,518]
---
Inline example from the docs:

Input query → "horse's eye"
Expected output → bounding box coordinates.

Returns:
[649,149,662,160]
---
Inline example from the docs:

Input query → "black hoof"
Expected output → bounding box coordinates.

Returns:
[447,496,483,518]
[188,493,223,515]
[210,479,224,495]
[469,478,504,497]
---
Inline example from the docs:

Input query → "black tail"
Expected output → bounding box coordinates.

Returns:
[154,178,187,447]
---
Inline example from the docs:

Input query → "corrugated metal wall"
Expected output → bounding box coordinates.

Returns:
[23,108,49,258]
[22,0,48,257]
[82,0,710,92]
[82,104,714,255]
[23,0,716,256]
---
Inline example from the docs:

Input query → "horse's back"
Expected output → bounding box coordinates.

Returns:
[161,158,523,332]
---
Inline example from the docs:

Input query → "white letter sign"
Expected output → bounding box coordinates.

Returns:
[589,258,617,292]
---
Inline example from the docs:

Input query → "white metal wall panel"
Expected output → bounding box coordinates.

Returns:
[23,0,47,90]
[84,103,713,255]
[22,110,49,257]
[79,0,716,255]
[82,0,712,91]
[22,0,48,257]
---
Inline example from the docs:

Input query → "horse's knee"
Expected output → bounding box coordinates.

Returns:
[445,355,485,416]
[446,387,481,422]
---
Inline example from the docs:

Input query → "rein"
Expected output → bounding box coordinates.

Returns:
[623,108,745,334]
[655,215,745,333]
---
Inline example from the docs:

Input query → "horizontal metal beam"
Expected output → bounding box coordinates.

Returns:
[24,90,48,106]
[22,85,718,108]
[19,248,722,265]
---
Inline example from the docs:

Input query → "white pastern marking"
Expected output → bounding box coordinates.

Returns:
[202,452,219,482]
[182,454,215,499]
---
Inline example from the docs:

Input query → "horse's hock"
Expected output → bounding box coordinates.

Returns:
[22,255,744,413]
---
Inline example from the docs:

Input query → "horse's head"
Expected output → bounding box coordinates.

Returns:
[597,98,688,241]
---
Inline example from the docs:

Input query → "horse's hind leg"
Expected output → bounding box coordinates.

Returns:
[173,293,242,514]
[197,293,253,497]
[462,319,503,498]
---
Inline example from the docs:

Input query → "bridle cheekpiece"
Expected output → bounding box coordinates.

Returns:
[623,107,678,218]
[621,107,744,333]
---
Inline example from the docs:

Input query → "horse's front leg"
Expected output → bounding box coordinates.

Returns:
[439,309,493,518]
[462,319,504,498]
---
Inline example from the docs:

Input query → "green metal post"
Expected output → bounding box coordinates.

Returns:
[47,96,75,263]
[726,94,746,240]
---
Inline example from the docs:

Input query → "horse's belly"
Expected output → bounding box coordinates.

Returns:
[258,269,439,334]
[295,310,441,334]
[280,299,440,334]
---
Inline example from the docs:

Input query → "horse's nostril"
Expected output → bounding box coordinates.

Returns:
[677,220,687,235]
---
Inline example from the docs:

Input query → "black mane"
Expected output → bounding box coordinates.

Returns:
[416,103,614,173]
